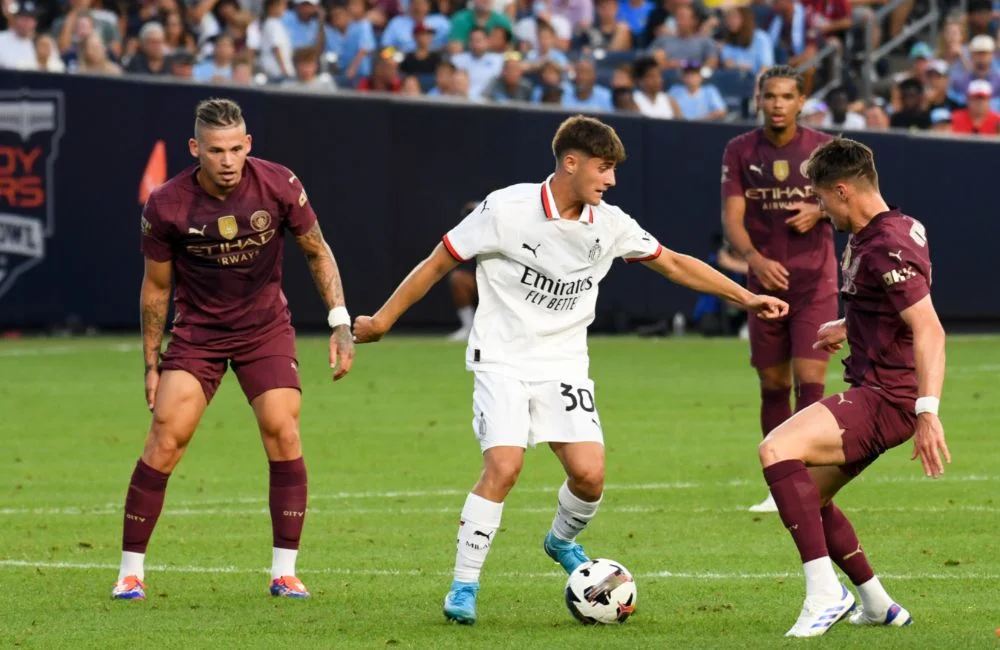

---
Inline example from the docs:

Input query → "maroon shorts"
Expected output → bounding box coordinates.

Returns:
[748,291,838,369]
[821,386,916,477]
[159,326,301,403]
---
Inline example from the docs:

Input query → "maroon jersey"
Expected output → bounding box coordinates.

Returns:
[721,126,836,298]
[140,157,317,348]
[840,208,932,408]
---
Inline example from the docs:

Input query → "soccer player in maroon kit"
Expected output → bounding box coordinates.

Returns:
[721,66,837,513]
[759,137,948,637]
[112,98,355,600]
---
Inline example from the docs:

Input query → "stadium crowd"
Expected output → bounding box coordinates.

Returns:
[2,0,999,134]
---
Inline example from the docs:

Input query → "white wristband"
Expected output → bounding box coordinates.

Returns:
[327,306,351,329]
[915,396,940,416]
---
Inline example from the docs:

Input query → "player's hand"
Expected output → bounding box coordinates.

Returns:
[329,324,354,381]
[144,368,159,411]
[746,294,789,320]
[812,318,847,353]
[911,413,950,478]
[747,253,790,291]
[784,202,824,234]
[352,315,387,344]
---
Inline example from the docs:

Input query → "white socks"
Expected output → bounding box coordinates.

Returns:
[119,551,145,581]
[453,493,503,583]
[856,576,894,614]
[550,481,602,543]
[457,306,474,330]
[803,557,842,598]
[272,547,298,580]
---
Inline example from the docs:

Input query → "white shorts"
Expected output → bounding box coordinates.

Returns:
[471,372,605,452]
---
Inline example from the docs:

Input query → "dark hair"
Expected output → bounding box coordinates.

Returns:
[898,77,924,94]
[827,84,849,99]
[551,115,626,163]
[805,137,878,189]
[194,98,244,138]
[632,56,659,80]
[436,60,456,73]
[468,26,488,38]
[293,46,319,64]
[724,6,755,49]
[758,64,805,95]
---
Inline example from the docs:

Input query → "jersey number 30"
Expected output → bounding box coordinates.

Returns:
[560,383,595,412]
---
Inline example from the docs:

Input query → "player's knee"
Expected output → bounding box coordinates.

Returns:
[263,419,301,454]
[758,437,790,467]
[760,377,792,392]
[483,455,523,492]
[569,464,605,499]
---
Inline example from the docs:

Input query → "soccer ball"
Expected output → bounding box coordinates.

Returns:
[564,558,637,625]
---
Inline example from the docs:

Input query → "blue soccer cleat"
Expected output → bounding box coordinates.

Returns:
[544,531,590,575]
[850,602,913,627]
[111,575,146,600]
[443,580,479,625]
[270,575,310,598]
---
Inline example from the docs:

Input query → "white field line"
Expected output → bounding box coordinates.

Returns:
[0,559,995,581]
[0,343,140,357]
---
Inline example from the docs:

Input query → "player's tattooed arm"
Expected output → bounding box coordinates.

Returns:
[296,221,346,311]
[140,258,173,372]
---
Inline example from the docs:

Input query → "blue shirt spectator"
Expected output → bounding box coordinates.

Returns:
[452,28,504,98]
[718,7,773,75]
[617,0,654,39]
[669,66,727,120]
[380,0,450,53]
[283,0,322,50]
[561,60,613,111]
[325,2,377,79]
[948,34,1000,111]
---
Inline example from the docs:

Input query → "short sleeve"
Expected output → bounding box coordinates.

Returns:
[721,140,744,199]
[443,198,501,262]
[140,195,172,262]
[358,21,376,51]
[283,169,318,236]
[614,212,663,263]
[870,221,932,313]
[707,85,726,113]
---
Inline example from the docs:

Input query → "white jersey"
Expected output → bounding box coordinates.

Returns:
[443,176,662,381]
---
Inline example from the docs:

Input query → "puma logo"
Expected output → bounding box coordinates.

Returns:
[842,545,864,561]
[837,393,853,406]
[787,524,799,531]
[188,225,207,236]
[473,530,494,540]
[522,243,541,258]
[888,250,903,262]
[749,164,763,175]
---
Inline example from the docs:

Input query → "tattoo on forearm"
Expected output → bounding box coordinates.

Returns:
[299,222,346,310]
[141,292,169,370]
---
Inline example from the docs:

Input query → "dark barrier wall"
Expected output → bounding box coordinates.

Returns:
[1,71,997,331]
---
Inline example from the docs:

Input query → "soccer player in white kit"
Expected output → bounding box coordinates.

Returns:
[353,116,789,625]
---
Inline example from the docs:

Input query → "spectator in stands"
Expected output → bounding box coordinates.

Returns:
[801,0,852,59]
[449,0,513,52]
[325,0,375,82]
[125,21,168,74]
[483,53,533,100]
[230,52,254,83]
[283,0,323,50]
[610,61,633,88]
[966,0,995,39]
[33,33,64,72]
[260,0,293,77]
[400,74,423,95]
[197,0,261,54]
[452,26,504,97]
[617,0,654,45]
[539,83,564,103]
[574,0,631,52]
[514,6,572,51]
[75,31,120,73]
[669,60,725,119]
[487,24,514,53]
[888,41,931,113]
[0,1,42,69]
[546,0,594,35]
[632,55,682,118]
[358,47,403,92]
[382,0,449,53]
[194,33,235,82]
[643,0,715,48]
[949,35,1000,109]
[763,0,812,67]
[400,22,442,75]
[561,57,613,110]
[862,100,889,129]
[427,59,456,95]
[452,67,473,98]
[800,97,828,126]
[167,50,195,78]
[530,58,564,100]
[935,17,969,77]
[890,78,931,131]
[52,0,119,55]
[924,59,950,111]
[823,85,866,129]
[524,20,569,69]
[163,12,197,56]
[648,5,718,70]
[718,6,773,75]
[613,85,639,110]
[929,107,952,133]
[951,79,1000,135]
[283,46,337,89]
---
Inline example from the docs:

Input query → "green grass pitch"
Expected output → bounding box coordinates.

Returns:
[1,335,998,649]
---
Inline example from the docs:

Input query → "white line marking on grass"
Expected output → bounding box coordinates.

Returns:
[0,342,139,357]
[1,559,996,581]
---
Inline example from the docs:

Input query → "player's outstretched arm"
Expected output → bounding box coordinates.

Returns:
[141,257,172,411]
[901,295,949,477]
[295,222,354,380]
[354,243,459,343]
[642,247,789,320]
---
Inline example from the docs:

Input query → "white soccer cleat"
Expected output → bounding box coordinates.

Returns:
[849,602,912,627]
[784,585,856,638]
[748,492,778,513]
